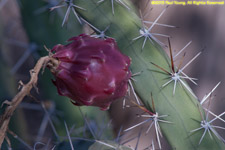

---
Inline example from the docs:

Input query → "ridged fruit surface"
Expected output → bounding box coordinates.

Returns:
[51,34,131,110]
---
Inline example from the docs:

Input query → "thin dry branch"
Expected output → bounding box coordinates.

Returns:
[0,56,56,147]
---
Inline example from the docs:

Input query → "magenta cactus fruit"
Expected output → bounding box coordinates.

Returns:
[51,34,131,110]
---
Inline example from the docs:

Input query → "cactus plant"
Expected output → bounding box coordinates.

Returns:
[70,0,225,149]
[0,0,225,149]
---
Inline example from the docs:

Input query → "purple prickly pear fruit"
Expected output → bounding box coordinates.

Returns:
[50,34,131,110]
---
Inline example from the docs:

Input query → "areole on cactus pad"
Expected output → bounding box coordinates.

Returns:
[50,34,131,110]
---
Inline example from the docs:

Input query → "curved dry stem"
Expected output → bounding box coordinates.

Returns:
[0,56,57,147]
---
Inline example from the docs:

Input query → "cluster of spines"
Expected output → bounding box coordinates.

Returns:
[10,101,153,150]
[48,0,225,149]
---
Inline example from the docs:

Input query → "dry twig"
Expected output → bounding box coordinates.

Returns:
[0,56,57,147]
